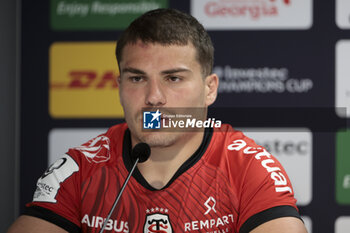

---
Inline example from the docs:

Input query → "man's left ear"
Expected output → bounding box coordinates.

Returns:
[205,73,219,106]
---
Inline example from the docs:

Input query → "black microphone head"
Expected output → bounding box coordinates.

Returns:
[131,143,151,163]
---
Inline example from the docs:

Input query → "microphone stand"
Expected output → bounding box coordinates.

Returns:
[99,157,140,233]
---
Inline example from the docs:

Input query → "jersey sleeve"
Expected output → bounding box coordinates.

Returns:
[25,153,81,232]
[227,137,301,232]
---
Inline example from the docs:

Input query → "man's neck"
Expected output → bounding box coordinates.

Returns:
[136,131,204,190]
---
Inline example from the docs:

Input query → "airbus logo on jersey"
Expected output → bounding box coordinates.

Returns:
[81,214,128,232]
[144,208,173,233]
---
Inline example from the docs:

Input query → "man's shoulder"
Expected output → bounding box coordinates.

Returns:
[207,123,267,167]
[211,123,260,153]
[25,123,129,212]
[66,123,128,166]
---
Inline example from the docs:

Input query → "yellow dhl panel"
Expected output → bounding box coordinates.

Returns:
[49,42,124,118]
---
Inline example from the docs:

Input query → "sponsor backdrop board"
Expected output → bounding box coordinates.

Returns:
[49,42,124,118]
[51,0,168,30]
[336,130,350,204]
[336,0,350,29]
[20,1,350,232]
[191,0,313,30]
[301,216,312,233]
[335,216,350,233]
[336,40,350,118]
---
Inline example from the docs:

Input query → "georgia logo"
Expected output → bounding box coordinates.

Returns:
[144,213,173,233]
[74,135,111,163]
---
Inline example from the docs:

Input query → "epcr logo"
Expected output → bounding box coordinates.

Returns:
[144,213,173,233]
[41,158,67,179]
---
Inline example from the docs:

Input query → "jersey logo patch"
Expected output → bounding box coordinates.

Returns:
[75,135,111,163]
[204,196,217,215]
[144,213,173,233]
[33,154,79,203]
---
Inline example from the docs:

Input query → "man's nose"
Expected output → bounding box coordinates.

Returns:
[145,79,166,106]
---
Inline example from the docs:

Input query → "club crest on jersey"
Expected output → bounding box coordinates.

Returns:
[144,208,172,233]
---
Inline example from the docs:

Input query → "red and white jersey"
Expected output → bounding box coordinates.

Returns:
[25,123,300,233]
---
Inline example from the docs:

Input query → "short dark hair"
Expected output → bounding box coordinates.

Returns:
[116,8,214,77]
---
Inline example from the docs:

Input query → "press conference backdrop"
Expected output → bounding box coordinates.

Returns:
[20,1,350,232]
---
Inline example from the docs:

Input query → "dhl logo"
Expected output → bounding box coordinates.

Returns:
[49,70,123,118]
[51,71,118,89]
[49,42,123,118]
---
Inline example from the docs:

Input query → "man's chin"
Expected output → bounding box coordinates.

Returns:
[138,132,180,148]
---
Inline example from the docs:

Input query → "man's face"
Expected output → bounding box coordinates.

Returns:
[118,41,217,147]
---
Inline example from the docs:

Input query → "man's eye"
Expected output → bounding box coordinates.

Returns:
[130,76,143,82]
[167,76,181,82]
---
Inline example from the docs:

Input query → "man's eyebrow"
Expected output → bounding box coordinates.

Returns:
[161,68,191,75]
[121,67,146,75]
[121,67,191,75]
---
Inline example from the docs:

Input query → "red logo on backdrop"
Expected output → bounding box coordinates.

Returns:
[51,70,118,89]
[74,136,111,163]
[205,0,291,19]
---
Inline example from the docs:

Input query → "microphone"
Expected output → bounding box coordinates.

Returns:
[130,142,151,163]
[99,143,151,233]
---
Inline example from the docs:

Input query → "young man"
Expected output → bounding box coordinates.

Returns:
[8,8,307,233]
